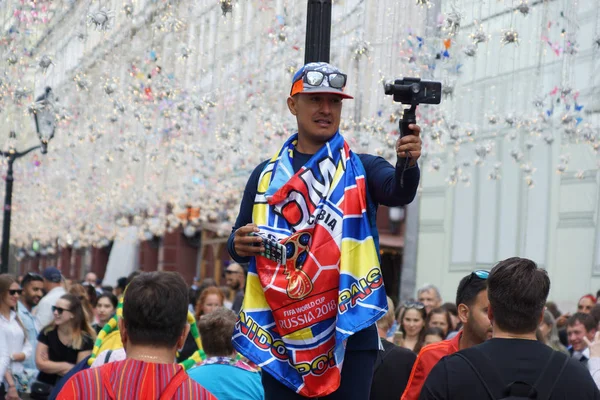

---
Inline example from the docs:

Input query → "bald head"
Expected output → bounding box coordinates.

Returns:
[85,272,98,286]
[225,263,245,291]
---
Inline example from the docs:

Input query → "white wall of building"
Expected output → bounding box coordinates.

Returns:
[415,0,600,312]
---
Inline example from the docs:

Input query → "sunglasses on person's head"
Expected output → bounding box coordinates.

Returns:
[404,301,425,310]
[52,306,71,315]
[469,270,489,280]
[9,289,22,296]
[299,70,347,89]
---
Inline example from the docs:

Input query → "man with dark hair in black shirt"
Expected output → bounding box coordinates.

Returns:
[420,257,600,400]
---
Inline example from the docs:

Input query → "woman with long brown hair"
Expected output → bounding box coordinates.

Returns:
[34,293,95,391]
[398,302,427,353]
[0,274,33,399]
[68,283,94,325]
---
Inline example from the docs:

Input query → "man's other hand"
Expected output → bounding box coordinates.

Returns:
[233,224,265,257]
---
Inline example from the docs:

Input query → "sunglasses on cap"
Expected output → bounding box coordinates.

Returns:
[9,289,22,296]
[52,306,71,315]
[302,70,347,89]
[403,301,425,310]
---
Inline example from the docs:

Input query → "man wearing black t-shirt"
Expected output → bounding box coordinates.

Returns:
[420,257,600,400]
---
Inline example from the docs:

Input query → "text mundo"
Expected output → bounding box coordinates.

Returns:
[238,310,337,376]
[338,267,384,314]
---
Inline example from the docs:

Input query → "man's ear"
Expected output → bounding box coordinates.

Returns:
[487,305,494,326]
[457,303,469,325]
[118,318,128,348]
[287,96,298,116]
[177,323,191,350]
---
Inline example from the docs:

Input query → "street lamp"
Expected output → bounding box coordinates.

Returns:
[0,87,56,274]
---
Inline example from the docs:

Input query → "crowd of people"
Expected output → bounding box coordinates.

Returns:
[2,260,600,399]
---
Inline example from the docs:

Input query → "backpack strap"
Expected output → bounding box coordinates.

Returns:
[104,350,113,364]
[159,368,189,400]
[530,351,570,400]
[454,347,505,400]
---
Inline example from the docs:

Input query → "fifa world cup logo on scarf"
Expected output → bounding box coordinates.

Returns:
[283,231,314,299]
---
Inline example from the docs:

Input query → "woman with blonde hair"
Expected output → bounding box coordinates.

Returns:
[0,274,34,398]
[34,293,95,392]
[539,309,568,353]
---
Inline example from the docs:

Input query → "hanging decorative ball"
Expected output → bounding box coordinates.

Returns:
[564,40,578,55]
[532,96,545,108]
[561,113,574,124]
[88,8,114,31]
[123,3,134,18]
[39,55,53,72]
[178,46,192,60]
[463,44,477,57]
[416,0,430,6]
[445,9,462,36]
[113,100,125,113]
[488,115,498,125]
[501,29,519,45]
[351,40,371,60]
[488,163,502,180]
[183,224,196,238]
[74,74,90,91]
[471,30,488,45]
[505,115,516,126]
[595,35,600,49]
[220,0,233,16]
[75,30,88,41]
[442,83,454,98]
[104,82,117,95]
[524,175,534,187]
[516,1,530,16]
[510,149,524,162]
[285,60,298,74]
[556,163,567,173]
[6,52,18,65]
[543,134,555,145]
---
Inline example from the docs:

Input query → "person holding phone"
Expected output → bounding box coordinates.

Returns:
[228,62,422,399]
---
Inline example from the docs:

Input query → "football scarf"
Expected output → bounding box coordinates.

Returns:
[231,132,387,397]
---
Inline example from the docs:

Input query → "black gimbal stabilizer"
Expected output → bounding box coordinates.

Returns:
[384,78,442,185]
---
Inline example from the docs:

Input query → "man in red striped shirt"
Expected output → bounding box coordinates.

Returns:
[58,271,215,400]
[401,270,492,400]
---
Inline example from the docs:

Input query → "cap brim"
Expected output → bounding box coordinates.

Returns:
[296,87,354,99]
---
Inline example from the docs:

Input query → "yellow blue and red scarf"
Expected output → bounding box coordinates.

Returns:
[232,132,387,397]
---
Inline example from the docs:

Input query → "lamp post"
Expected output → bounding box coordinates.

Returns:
[0,87,56,274]
[305,0,332,64]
